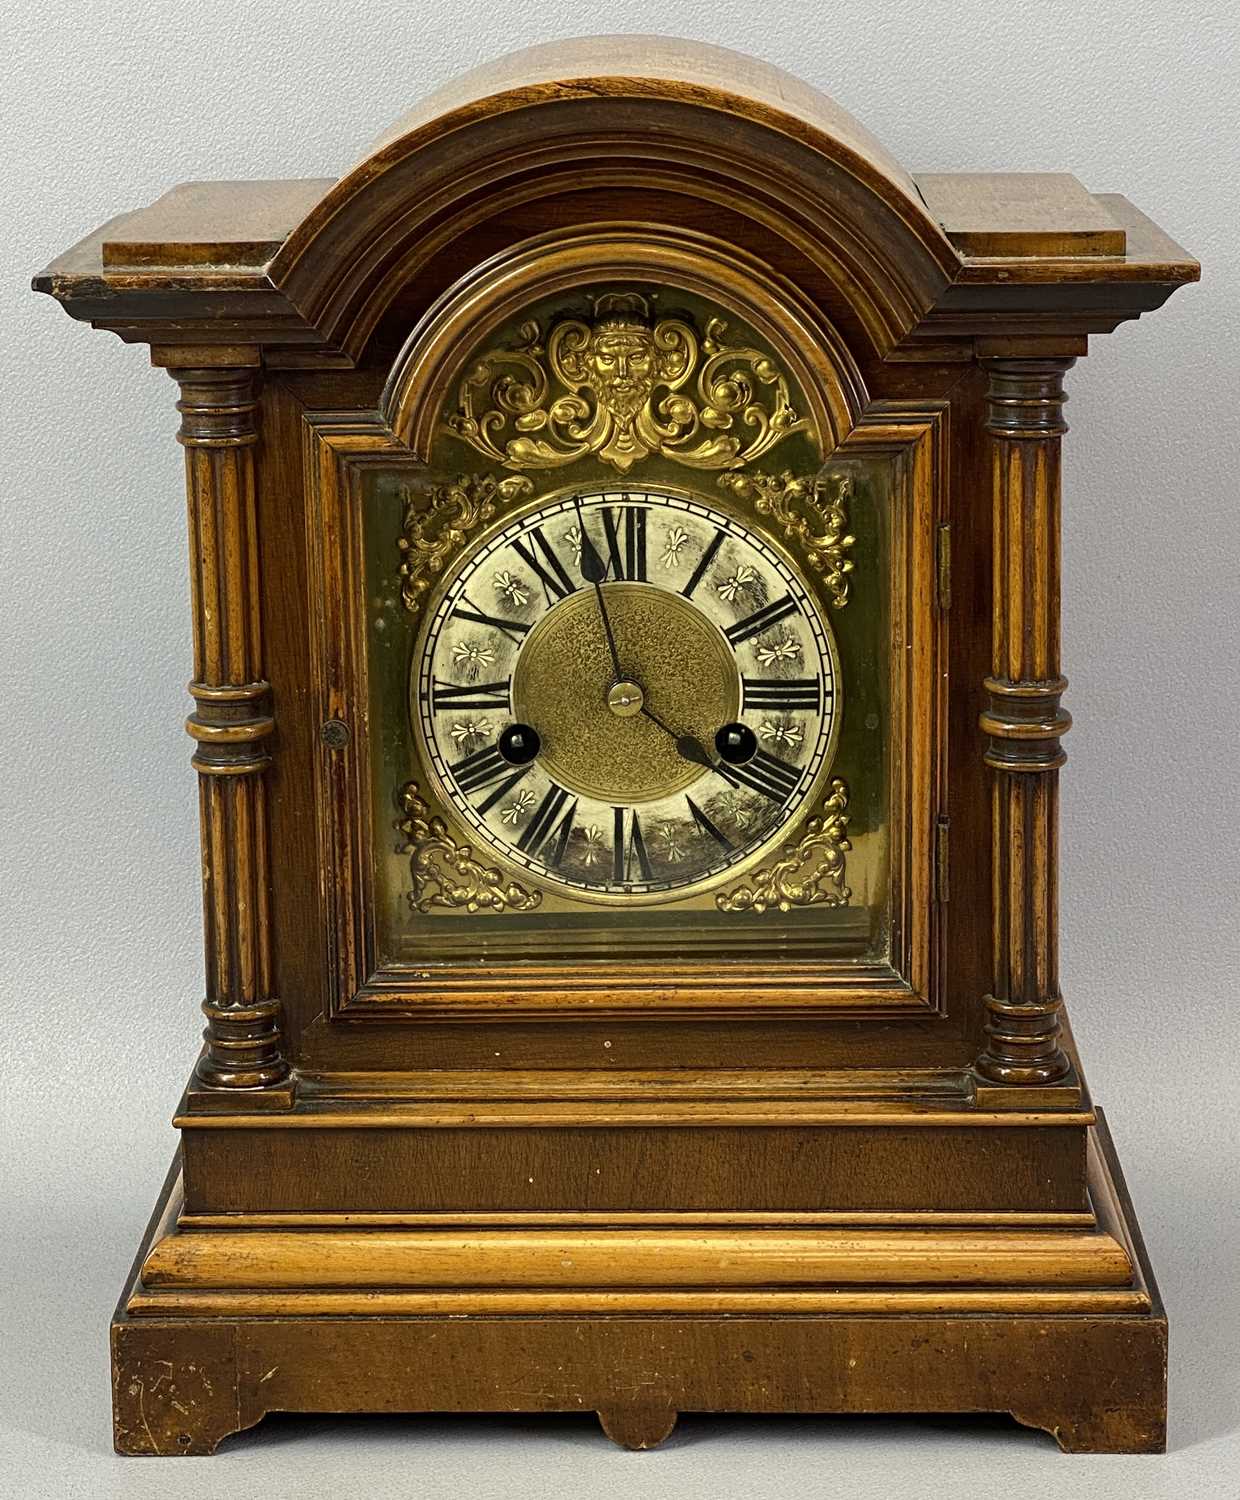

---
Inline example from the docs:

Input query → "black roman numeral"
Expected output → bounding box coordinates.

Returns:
[447,743,534,814]
[718,749,803,803]
[447,742,517,795]
[686,795,734,853]
[612,807,653,882]
[511,526,576,604]
[741,677,823,712]
[476,769,532,816]
[600,504,647,581]
[448,742,508,793]
[681,527,725,598]
[450,595,531,645]
[542,801,577,867]
[517,784,577,864]
[430,678,510,711]
[724,594,799,647]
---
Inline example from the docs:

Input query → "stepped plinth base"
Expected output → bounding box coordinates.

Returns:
[112,1112,1165,1455]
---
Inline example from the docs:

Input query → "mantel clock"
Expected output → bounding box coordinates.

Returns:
[35,38,1198,1455]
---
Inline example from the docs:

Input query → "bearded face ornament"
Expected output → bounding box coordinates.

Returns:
[445,288,807,473]
[547,293,697,470]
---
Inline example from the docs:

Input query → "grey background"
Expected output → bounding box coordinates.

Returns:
[2,1,1237,1495]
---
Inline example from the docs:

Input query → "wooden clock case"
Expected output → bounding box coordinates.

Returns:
[35,38,1197,1456]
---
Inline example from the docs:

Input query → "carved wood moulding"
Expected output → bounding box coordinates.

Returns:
[34,44,1197,364]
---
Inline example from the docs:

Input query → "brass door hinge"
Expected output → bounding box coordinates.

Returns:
[934,815,950,903]
[935,523,952,611]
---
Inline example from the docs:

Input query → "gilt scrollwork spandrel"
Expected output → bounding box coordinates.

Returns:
[715,779,851,914]
[398,473,533,618]
[718,469,856,608]
[397,781,543,914]
[444,294,808,474]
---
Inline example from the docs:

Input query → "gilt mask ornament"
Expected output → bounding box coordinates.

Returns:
[445,292,807,473]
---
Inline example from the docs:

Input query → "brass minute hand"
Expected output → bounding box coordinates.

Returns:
[575,499,623,681]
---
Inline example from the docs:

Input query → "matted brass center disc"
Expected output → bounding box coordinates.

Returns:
[511,583,739,805]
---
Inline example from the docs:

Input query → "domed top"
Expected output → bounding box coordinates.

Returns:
[34,36,1197,359]
[357,36,921,202]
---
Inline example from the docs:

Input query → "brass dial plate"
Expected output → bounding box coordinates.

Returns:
[512,583,740,805]
[413,486,840,904]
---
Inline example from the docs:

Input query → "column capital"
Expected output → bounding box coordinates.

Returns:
[981,356,1074,438]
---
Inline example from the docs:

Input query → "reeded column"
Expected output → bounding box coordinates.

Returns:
[167,357,287,1088]
[975,358,1074,1085]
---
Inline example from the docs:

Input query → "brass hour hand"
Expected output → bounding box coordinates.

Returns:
[639,703,716,770]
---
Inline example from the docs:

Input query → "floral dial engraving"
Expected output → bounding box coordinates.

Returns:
[661,525,691,570]
[756,632,801,665]
[413,487,841,905]
[449,717,491,749]
[492,569,528,607]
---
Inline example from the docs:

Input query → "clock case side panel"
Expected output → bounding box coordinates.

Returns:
[255,372,388,1066]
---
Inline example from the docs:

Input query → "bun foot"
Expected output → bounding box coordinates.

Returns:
[598,1406,678,1450]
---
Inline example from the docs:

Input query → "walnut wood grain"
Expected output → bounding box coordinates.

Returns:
[111,1117,1166,1455]
[915,173,1126,257]
[102,179,335,268]
[169,361,287,1089]
[975,359,1075,1085]
[138,1224,1135,1290]
[177,1119,1089,1217]
[33,41,1196,360]
[113,1308,1166,1455]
